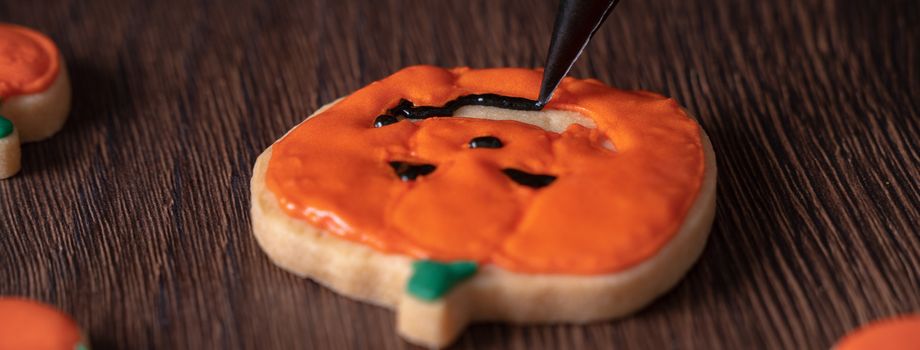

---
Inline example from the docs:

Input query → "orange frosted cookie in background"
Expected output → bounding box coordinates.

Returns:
[0,23,72,179]
[0,298,87,350]
[251,66,717,347]
[836,315,920,350]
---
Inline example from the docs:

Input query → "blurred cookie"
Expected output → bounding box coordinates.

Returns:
[0,297,87,350]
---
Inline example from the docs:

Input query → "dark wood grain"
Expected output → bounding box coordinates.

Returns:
[1,0,918,349]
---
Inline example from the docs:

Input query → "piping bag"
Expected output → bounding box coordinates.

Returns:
[537,0,621,108]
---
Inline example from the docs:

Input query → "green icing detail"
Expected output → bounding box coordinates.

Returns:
[0,115,12,138]
[74,343,90,350]
[407,260,478,301]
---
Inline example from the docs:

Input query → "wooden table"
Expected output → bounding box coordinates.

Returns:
[1,0,917,348]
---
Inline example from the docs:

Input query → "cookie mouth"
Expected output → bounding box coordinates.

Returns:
[374,95,598,134]
[453,105,596,134]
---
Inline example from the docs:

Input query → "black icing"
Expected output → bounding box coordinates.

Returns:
[502,168,557,189]
[468,136,503,149]
[381,95,557,189]
[388,94,541,120]
[389,161,437,181]
[373,115,399,128]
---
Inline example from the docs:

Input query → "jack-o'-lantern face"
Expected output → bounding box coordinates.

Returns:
[378,108,606,262]
[266,66,705,274]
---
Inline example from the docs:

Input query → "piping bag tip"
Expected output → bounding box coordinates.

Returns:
[537,0,619,108]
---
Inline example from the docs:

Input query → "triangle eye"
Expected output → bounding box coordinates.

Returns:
[389,161,437,181]
[502,168,556,189]
[468,136,503,149]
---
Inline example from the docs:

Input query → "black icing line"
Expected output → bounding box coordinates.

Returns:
[388,94,542,120]
[502,168,557,189]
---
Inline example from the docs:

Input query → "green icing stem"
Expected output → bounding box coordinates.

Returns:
[407,260,478,301]
[0,115,12,138]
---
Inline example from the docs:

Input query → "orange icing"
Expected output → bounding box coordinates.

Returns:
[836,316,920,350]
[0,298,83,350]
[266,66,705,274]
[0,23,60,98]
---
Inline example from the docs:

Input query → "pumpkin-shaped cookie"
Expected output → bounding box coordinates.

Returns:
[250,66,717,347]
